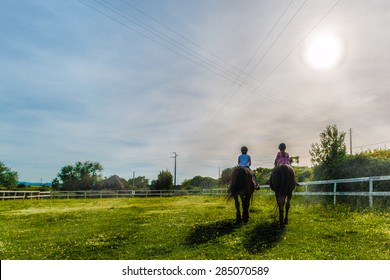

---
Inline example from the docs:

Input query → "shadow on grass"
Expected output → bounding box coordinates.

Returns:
[186,220,238,245]
[243,220,285,254]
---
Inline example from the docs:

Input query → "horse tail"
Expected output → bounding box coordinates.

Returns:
[288,165,296,196]
[281,164,295,197]
[280,165,289,196]
[226,167,246,201]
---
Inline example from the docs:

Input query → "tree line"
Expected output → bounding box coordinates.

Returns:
[1,125,389,190]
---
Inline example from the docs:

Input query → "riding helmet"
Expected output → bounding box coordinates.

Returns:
[241,146,248,153]
[278,143,286,150]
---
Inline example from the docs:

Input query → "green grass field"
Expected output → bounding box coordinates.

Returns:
[0,195,389,260]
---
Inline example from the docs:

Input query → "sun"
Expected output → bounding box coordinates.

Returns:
[303,34,344,70]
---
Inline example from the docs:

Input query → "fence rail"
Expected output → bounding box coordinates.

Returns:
[1,175,390,207]
[0,191,51,200]
[296,175,390,207]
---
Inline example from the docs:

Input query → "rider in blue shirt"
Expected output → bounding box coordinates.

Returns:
[238,147,252,167]
[238,146,260,190]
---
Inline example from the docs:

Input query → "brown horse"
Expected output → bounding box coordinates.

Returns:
[270,164,296,227]
[226,167,255,224]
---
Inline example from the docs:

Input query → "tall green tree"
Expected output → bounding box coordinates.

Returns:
[0,162,18,189]
[54,161,103,190]
[310,124,347,179]
[151,170,173,190]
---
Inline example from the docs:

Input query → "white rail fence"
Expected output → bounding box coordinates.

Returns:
[0,191,51,200]
[1,175,389,207]
[210,175,390,207]
[296,175,390,207]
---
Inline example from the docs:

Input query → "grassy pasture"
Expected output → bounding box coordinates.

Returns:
[0,195,389,260]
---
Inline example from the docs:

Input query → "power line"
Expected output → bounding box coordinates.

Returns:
[349,128,353,155]
[171,152,178,187]
[234,0,344,114]
[198,0,344,138]
[79,0,327,151]
[191,0,298,139]
[353,140,390,150]
[119,0,255,78]
[79,0,343,139]
[79,0,313,116]
[80,0,264,89]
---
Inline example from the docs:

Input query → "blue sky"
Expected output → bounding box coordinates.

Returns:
[1,0,390,183]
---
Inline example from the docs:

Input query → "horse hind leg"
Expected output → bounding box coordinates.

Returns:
[242,195,250,223]
[234,196,242,224]
[284,196,292,225]
[277,195,286,227]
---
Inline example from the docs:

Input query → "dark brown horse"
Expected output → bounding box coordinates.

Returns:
[270,164,296,227]
[226,167,255,224]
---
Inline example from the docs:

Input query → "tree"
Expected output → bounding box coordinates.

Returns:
[0,162,18,189]
[310,124,347,179]
[54,161,103,190]
[359,149,390,160]
[339,149,390,179]
[218,167,235,186]
[51,177,60,190]
[254,167,272,185]
[151,170,173,190]
[128,176,149,189]
[181,176,218,189]
[293,166,313,182]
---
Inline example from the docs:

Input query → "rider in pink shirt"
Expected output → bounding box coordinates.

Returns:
[270,143,299,186]
[274,143,291,166]
[267,143,294,185]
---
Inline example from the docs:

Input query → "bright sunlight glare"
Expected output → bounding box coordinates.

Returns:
[304,34,344,70]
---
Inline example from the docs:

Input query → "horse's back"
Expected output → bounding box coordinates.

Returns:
[227,167,254,199]
[271,164,295,196]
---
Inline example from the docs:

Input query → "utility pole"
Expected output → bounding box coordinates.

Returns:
[171,152,178,187]
[132,171,135,188]
[349,128,353,155]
